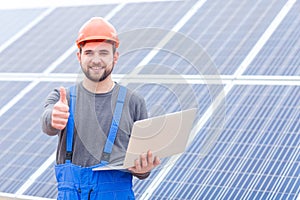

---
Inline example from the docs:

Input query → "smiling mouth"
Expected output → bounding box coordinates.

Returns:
[90,66,105,73]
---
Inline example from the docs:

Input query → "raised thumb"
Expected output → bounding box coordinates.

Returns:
[59,87,67,104]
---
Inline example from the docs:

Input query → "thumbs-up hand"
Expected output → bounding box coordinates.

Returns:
[51,87,69,130]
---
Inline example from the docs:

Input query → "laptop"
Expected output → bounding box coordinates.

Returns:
[93,108,197,171]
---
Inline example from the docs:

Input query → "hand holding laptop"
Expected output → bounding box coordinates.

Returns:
[128,150,160,174]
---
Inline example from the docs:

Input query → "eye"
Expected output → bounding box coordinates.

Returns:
[99,51,109,56]
[84,50,93,56]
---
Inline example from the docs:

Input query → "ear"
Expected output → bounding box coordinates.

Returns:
[113,51,119,65]
[76,51,81,62]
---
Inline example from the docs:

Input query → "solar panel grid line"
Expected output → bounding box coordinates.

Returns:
[184,161,227,199]
[263,110,300,198]
[182,7,300,196]
[204,0,260,62]
[251,90,299,198]
[205,86,272,199]
[162,168,187,199]
[179,0,234,59]
[104,2,127,21]
[147,85,178,112]
[177,174,203,200]
[113,3,183,67]
[187,121,223,158]
[24,161,57,195]
[234,0,296,77]
[288,31,300,75]
[23,166,57,197]
[274,16,300,76]
[116,2,159,31]
[275,29,300,76]
[42,46,77,75]
[15,152,56,196]
[239,87,296,199]
[245,7,300,76]
[0,127,51,191]
[142,126,211,198]
[163,89,231,198]
[264,32,296,76]
[221,87,260,139]
[137,63,203,114]
[215,0,278,72]
[184,0,230,38]
[230,87,288,199]
[199,88,254,162]
[229,91,283,150]
[294,176,300,200]
[4,72,300,85]
[0,192,54,200]
[159,155,208,198]
[177,90,254,199]
[276,150,300,199]
[0,12,81,122]
[0,116,41,164]
[130,0,207,76]
[211,88,272,198]
[145,4,175,28]
[0,101,38,143]
[0,81,39,118]
[0,8,55,54]
[146,1,182,31]
[171,0,207,33]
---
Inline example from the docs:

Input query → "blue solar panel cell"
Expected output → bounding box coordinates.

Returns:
[142,85,299,199]
[0,5,115,73]
[179,0,288,75]
[24,165,57,198]
[0,9,45,46]
[245,2,300,76]
[0,82,31,108]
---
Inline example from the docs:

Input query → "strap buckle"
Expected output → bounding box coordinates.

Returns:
[101,152,110,162]
[66,151,73,161]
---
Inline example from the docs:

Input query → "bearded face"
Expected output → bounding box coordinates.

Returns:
[77,41,117,83]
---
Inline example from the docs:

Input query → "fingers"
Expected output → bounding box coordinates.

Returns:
[59,87,67,104]
[153,155,161,167]
[128,150,160,174]
[51,87,69,130]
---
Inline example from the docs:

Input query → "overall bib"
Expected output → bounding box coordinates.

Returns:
[55,86,135,200]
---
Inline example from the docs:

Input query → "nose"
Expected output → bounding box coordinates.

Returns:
[92,55,102,65]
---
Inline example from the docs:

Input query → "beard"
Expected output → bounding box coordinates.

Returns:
[81,62,114,82]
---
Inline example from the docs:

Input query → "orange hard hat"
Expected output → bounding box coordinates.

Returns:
[76,17,119,49]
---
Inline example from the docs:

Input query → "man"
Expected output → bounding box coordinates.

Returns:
[41,17,160,200]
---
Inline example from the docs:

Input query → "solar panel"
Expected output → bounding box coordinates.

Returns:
[0,0,299,199]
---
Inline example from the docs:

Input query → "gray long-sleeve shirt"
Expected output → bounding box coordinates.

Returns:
[41,82,148,171]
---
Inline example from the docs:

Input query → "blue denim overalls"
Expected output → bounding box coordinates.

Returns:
[55,86,135,200]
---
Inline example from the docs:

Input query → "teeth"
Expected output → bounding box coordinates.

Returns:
[91,66,104,70]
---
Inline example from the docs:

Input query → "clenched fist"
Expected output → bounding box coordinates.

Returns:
[51,87,69,130]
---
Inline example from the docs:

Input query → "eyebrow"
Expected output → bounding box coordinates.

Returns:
[83,49,110,53]
[98,49,110,53]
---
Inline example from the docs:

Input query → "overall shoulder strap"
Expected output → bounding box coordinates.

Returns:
[65,86,76,163]
[101,86,127,164]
